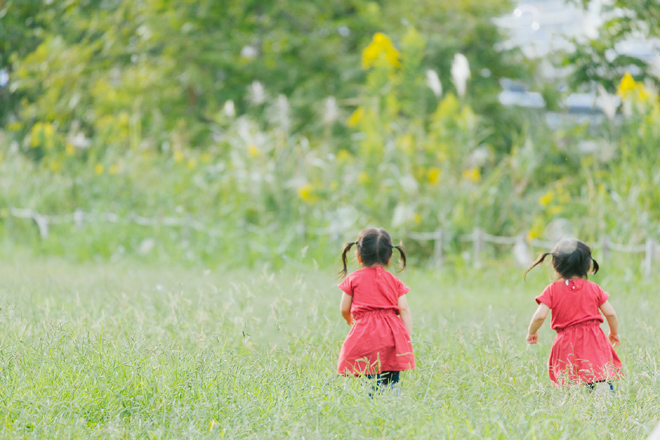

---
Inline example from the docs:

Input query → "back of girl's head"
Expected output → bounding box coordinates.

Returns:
[339,228,406,278]
[525,238,599,280]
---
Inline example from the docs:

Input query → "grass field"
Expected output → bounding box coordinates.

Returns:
[0,257,658,439]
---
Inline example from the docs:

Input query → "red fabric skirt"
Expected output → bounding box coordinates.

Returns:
[548,320,623,384]
[337,309,415,376]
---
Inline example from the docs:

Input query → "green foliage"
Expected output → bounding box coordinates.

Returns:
[565,0,660,91]
[2,1,660,266]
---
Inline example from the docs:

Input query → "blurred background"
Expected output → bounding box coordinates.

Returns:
[0,0,659,269]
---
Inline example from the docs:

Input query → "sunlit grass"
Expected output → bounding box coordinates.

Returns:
[0,258,657,438]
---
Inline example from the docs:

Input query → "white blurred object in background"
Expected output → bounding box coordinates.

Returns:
[222,100,236,118]
[240,45,258,60]
[451,54,470,98]
[425,69,442,97]
[596,84,619,121]
[247,81,266,105]
[322,96,340,125]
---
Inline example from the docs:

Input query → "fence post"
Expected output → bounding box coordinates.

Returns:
[33,213,49,239]
[601,236,609,263]
[473,228,483,268]
[433,228,443,268]
[74,209,84,229]
[644,238,656,278]
[513,234,531,267]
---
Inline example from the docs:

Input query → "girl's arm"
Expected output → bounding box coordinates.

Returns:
[600,300,620,347]
[527,303,550,344]
[397,295,413,337]
[340,292,354,325]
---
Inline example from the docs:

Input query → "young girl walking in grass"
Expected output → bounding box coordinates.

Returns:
[526,238,623,389]
[337,228,414,391]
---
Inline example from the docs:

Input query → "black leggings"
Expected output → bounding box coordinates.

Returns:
[366,371,400,387]
[586,380,613,391]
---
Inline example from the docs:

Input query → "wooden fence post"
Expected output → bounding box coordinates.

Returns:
[33,213,49,239]
[74,209,84,229]
[644,238,656,278]
[473,228,483,268]
[513,234,531,267]
[433,228,443,268]
[601,236,610,263]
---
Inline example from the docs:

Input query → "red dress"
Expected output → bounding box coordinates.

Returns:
[337,266,415,375]
[536,278,623,384]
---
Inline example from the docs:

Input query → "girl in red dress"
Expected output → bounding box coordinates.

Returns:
[526,238,623,388]
[337,228,415,391]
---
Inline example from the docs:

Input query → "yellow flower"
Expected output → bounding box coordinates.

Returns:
[7,121,22,131]
[42,122,55,148]
[617,72,636,98]
[174,150,183,162]
[65,143,75,156]
[49,161,61,172]
[336,149,352,162]
[636,83,649,102]
[187,158,197,169]
[428,167,441,184]
[413,214,421,224]
[548,205,564,216]
[248,145,260,157]
[30,122,43,148]
[347,107,364,127]
[297,183,317,204]
[398,134,414,153]
[109,164,119,175]
[527,217,545,241]
[201,152,213,164]
[358,172,370,185]
[95,163,104,175]
[538,190,554,207]
[462,167,481,183]
[361,32,401,69]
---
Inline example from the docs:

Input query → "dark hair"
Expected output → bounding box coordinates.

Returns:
[339,228,407,278]
[525,238,599,280]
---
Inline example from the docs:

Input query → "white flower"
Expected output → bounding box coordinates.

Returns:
[247,81,266,105]
[222,100,236,118]
[240,45,258,59]
[451,53,471,98]
[425,69,442,97]
[322,96,340,124]
[268,94,290,133]
[596,84,619,121]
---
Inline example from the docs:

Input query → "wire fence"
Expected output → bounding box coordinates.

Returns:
[6,207,659,276]
[409,227,657,276]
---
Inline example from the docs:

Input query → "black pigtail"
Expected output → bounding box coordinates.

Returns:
[591,257,600,275]
[393,244,407,272]
[338,241,356,279]
[524,252,553,280]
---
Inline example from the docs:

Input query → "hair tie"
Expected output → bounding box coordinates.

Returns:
[354,241,358,245]
[392,245,396,249]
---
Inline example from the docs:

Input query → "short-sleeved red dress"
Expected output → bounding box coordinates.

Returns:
[535,278,623,384]
[337,266,415,375]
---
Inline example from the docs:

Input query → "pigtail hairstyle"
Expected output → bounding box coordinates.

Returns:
[524,252,553,280]
[393,244,407,272]
[338,228,407,278]
[339,241,357,279]
[525,238,599,281]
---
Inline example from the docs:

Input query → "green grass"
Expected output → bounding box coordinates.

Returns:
[0,258,658,439]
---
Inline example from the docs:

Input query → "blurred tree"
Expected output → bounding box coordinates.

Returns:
[3,0,526,155]
[565,0,660,91]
